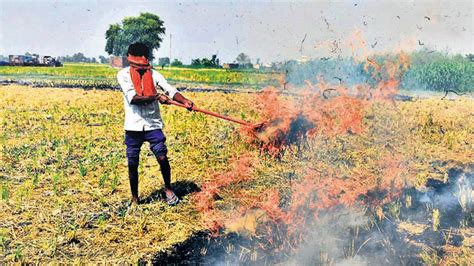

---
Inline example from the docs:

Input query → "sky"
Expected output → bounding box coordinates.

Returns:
[0,0,472,64]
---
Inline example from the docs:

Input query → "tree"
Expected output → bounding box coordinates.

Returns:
[466,53,474,62]
[98,55,109,64]
[201,58,213,67]
[72,52,87,62]
[105,13,166,60]
[58,53,98,63]
[171,59,183,67]
[105,24,121,56]
[235,53,251,65]
[191,58,202,67]
[210,54,220,67]
[190,55,220,68]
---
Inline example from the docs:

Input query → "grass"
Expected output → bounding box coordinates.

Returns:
[0,85,472,263]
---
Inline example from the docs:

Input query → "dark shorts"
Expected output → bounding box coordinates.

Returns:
[125,129,168,164]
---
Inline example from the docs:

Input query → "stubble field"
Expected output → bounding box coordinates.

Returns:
[0,85,472,264]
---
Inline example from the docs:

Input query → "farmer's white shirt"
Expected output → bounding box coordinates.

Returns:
[117,67,178,131]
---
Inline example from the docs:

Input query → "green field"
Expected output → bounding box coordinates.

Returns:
[0,63,280,89]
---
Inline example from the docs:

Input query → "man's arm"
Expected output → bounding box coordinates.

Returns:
[153,71,194,110]
[130,95,156,105]
[117,70,138,104]
[156,91,193,110]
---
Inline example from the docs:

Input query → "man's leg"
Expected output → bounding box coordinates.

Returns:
[146,130,176,201]
[157,155,172,190]
[125,131,144,203]
[146,130,170,186]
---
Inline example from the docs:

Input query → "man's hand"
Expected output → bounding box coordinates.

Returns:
[157,94,171,104]
[182,99,194,111]
[173,92,195,111]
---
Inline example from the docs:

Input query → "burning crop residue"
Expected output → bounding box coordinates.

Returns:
[155,54,418,263]
[239,52,410,158]
[241,86,368,157]
[152,51,473,265]
[193,154,257,233]
[155,167,473,265]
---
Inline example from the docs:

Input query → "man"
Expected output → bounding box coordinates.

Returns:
[117,42,194,206]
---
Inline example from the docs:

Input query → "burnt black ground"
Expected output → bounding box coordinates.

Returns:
[152,231,283,265]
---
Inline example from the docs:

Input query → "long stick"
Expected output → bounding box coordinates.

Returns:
[167,100,254,127]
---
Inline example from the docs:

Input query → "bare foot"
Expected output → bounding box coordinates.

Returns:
[128,197,139,214]
[165,188,179,205]
[164,188,174,197]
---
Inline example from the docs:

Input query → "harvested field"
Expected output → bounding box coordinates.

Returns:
[0,85,472,264]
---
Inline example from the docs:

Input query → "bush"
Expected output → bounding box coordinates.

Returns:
[285,51,473,92]
[403,54,473,92]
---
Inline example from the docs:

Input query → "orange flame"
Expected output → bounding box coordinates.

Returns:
[193,50,412,254]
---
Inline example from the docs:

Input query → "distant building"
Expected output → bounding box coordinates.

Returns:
[252,63,261,69]
[158,57,170,67]
[110,56,129,68]
[222,63,239,69]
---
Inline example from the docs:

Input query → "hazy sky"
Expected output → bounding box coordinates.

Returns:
[0,0,472,63]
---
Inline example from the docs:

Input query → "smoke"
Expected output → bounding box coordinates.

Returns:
[275,167,472,265]
[155,37,472,264]
[417,168,473,228]
[283,58,369,87]
[156,166,472,264]
[181,51,412,264]
[289,207,370,266]
[154,47,472,263]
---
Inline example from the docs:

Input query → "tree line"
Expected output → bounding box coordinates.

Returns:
[58,53,110,64]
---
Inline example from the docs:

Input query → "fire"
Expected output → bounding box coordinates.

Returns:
[240,85,367,157]
[193,153,408,252]
[192,51,414,258]
[240,52,410,158]
[193,154,257,234]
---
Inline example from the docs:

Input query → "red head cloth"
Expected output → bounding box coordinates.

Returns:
[127,55,156,96]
